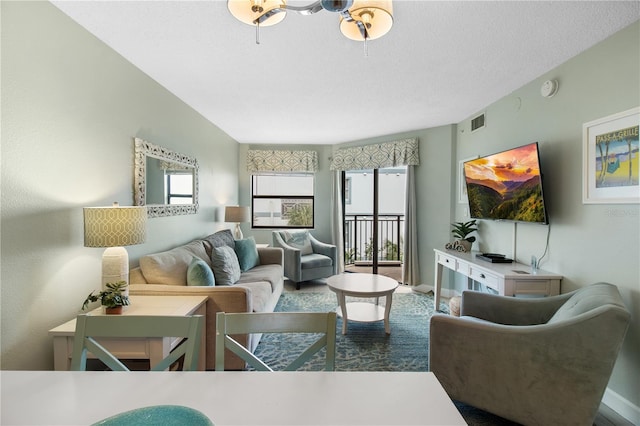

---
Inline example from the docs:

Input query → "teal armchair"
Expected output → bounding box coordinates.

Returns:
[272,231,337,290]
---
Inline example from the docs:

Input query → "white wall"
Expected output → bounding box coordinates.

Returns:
[455,22,640,419]
[1,1,239,370]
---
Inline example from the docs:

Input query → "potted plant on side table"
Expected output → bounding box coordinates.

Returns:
[447,220,478,252]
[82,281,130,314]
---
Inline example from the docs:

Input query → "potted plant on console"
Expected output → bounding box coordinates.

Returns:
[447,220,478,252]
[82,281,130,314]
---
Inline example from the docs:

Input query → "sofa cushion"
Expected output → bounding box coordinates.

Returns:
[235,237,260,272]
[202,229,235,260]
[236,281,273,313]
[139,240,210,286]
[187,257,215,286]
[211,246,241,285]
[282,230,313,255]
[300,253,332,269]
[236,264,283,292]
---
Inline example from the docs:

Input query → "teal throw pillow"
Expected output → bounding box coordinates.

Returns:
[283,231,313,255]
[211,246,242,285]
[187,257,215,286]
[234,237,260,272]
[187,256,216,287]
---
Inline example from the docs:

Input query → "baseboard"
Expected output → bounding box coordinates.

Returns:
[602,387,640,425]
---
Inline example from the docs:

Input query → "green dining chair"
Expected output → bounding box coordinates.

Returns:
[71,314,204,371]
[215,311,337,371]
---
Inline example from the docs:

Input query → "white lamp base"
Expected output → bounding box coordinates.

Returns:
[102,246,129,295]
[234,223,243,240]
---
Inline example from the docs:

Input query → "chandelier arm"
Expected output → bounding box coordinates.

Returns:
[340,10,369,40]
[253,8,286,25]
[284,1,324,15]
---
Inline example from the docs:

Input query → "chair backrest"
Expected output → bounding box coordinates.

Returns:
[215,311,337,371]
[70,314,204,371]
[547,282,630,324]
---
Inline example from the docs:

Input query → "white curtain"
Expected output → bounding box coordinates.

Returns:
[402,165,420,286]
[331,172,345,273]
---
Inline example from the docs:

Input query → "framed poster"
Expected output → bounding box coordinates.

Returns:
[582,107,639,204]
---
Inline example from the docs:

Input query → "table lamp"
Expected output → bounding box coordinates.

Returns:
[84,202,147,289]
[225,206,250,239]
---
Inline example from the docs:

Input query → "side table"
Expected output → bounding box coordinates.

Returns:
[49,295,208,371]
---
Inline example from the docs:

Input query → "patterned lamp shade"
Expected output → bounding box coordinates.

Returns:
[84,203,147,248]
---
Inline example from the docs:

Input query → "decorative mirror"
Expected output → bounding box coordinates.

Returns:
[134,138,199,218]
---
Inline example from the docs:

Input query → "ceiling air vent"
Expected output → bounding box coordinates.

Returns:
[471,113,485,132]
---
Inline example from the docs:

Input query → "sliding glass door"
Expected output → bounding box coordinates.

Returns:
[343,166,406,276]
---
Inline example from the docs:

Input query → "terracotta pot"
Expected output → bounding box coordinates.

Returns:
[105,306,123,315]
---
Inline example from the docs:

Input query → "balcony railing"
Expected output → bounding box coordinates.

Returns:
[344,214,404,265]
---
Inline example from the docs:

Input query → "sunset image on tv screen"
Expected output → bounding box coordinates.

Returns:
[463,143,547,223]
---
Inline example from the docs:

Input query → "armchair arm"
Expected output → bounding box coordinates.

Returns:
[272,232,302,282]
[309,234,337,256]
[461,289,575,325]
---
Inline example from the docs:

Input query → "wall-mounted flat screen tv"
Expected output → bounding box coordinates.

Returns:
[463,142,549,224]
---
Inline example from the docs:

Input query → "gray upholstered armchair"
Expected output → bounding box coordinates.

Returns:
[272,230,337,290]
[429,282,630,426]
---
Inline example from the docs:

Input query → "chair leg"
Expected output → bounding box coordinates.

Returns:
[296,282,301,290]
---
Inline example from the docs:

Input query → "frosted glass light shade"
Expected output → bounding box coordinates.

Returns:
[227,0,287,27]
[339,0,393,41]
[84,205,147,247]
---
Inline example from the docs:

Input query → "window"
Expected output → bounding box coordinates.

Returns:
[252,173,314,228]
[166,172,193,205]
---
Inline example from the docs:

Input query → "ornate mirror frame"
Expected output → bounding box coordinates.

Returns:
[134,137,199,218]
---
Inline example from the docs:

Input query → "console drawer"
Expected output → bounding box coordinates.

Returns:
[514,280,552,295]
[469,267,499,291]
[436,252,457,271]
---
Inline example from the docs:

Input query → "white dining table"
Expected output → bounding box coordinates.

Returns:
[1,371,467,425]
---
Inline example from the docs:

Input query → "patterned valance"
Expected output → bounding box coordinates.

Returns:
[247,149,319,173]
[330,138,420,171]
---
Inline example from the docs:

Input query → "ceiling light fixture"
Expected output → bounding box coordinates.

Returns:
[228,0,393,52]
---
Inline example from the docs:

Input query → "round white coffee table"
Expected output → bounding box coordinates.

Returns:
[326,273,399,335]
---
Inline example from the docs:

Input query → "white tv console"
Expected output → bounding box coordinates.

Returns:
[433,248,562,312]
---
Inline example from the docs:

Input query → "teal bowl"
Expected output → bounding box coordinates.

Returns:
[92,405,213,426]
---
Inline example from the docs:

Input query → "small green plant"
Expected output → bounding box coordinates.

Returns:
[82,281,130,310]
[451,220,478,242]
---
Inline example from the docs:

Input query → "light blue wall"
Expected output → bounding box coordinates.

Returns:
[455,21,640,415]
[2,0,638,418]
[1,1,239,370]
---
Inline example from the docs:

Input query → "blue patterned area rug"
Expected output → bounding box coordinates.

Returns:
[254,291,447,372]
[254,291,521,426]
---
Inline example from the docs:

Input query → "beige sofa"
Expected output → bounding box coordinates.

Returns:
[129,229,284,370]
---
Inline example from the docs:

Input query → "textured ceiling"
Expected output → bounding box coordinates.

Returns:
[51,1,639,145]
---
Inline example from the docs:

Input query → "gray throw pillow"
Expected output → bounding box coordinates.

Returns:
[202,229,236,260]
[211,246,241,285]
[187,257,215,286]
